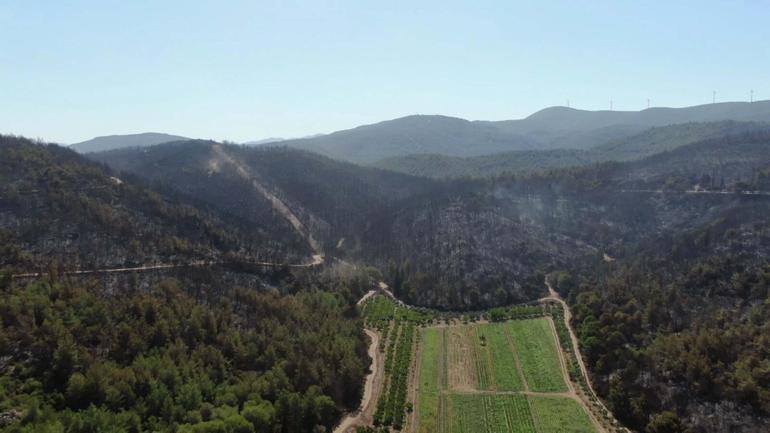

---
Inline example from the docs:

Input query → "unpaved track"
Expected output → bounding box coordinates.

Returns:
[334,328,383,433]
[543,280,626,433]
[11,255,324,280]
[542,281,598,403]
[356,290,378,306]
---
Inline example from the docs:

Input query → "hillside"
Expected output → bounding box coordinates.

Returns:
[0,135,307,272]
[491,100,770,142]
[90,142,437,254]
[281,101,770,163]
[0,271,372,433]
[279,115,536,163]
[372,149,592,178]
[90,131,770,311]
[374,121,770,178]
[69,132,189,153]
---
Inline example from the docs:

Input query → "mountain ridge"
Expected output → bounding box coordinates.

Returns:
[282,100,770,162]
[70,132,190,153]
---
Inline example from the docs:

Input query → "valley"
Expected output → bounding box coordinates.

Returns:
[2,102,770,433]
[5,3,770,432]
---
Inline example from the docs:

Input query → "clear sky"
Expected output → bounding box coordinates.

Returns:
[1,0,768,144]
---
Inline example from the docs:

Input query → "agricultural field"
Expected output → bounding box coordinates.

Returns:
[530,396,596,433]
[361,295,597,433]
[412,318,596,433]
[506,319,568,392]
[415,328,442,433]
[483,323,525,391]
[448,394,536,433]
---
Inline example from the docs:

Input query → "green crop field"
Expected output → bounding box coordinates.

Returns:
[530,396,596,433]
[448,394,536,433]
[416,328,442,433]
[411,318,595,433]
[506,319,568,392]
[481,323,525,391]
[469,326,494,390]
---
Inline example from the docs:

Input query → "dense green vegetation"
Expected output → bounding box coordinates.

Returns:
[0,276,368,433]
[568,256,770,433]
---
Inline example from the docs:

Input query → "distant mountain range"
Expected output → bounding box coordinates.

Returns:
[67,101,770,163]
[70,132,189,153]
[241,134,325,146]
[284,101,770,163]
[242,137,285,145]
[375,121,770,178]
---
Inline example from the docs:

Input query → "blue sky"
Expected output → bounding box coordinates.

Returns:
[1,0,768,143]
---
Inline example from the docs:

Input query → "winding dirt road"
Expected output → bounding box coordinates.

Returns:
[334,328,384,433]
[543,280,629,433]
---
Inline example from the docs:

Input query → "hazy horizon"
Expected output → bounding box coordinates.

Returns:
[2,1,768,144]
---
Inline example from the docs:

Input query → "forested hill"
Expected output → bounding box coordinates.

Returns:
[0,135,378,433]
[70,132,189,153]
[0,272,372,433]
[90,131,770,312]
[90,141,438,253]
[0,135,308,272]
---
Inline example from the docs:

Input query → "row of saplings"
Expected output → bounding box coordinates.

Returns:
[373,318,415,430]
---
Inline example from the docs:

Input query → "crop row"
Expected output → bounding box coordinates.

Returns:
[507,319,568,392]
[448,394,537,433]
[375,320,415,429]
[485,323,525,391]
[471,327,493,390]
[374,318,400,425]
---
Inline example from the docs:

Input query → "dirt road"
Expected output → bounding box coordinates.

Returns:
[543,280,628,433]
[356,290,378,306]
[11,254,325,280]
[334,328,384,433]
